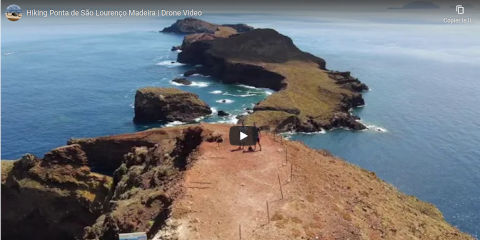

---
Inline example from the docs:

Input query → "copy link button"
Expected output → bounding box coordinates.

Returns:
[229,126,258,146]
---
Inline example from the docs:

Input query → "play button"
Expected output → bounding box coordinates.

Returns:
[240,132,248,141]
[229,126,258,146]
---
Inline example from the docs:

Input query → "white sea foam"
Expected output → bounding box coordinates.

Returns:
[171,81,209,87]
[165,121,185,127]
[129,103,134,109]
[304,129,327,134]
[190,81,209,87]
[356,119,388,133]
[264,90,273,95]
[217,115,238,124]
[216,99,234,104]
[175,49,182,53]
[194,116,205,122]
[366,124,388,133]
[170,81,183,86]
[210,90,222,94]
[210,107,218,114]
[237,84,258,89]
[223,92,256,97]
[190,73,210,77]
[4,52,15,56]
[156,60,185,67]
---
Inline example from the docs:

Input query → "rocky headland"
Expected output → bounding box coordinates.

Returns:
[161,18,253,34]
[162,18,368,132]
[2,124,473,239]
[133,87,212,124]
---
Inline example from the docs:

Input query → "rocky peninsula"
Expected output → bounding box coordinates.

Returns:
[2,124,473,239]
[162,18,368,132]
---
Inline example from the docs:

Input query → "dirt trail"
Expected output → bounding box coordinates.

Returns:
[170,124,289,239]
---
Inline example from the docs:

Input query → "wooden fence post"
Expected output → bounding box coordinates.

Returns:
[266,200,270,224]
[278,173,284,200]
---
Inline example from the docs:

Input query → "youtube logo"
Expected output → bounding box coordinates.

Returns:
[229,126,258,146]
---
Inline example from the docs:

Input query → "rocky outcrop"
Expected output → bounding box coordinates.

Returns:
[172,77,191,85]
[178,28,326,68]
[161,18,253,35]
[133,87,212,124]
[222,23,254,33]
[161,18,219,34]
[328,71,369,92]
[217,110,229,116]
[2,126,220,240]
[2,149,112,240]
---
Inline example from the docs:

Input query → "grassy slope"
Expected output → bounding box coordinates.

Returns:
[240,61,354,128]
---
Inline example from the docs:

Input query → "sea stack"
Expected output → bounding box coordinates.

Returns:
[133,87,211,123]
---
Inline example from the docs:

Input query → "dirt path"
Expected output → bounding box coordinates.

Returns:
[168,124,290,239]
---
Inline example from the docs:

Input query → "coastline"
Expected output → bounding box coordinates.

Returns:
[2,16,478,239]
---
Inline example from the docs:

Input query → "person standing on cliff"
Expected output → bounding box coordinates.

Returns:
[254,122,262,151]
[237,121,246,151]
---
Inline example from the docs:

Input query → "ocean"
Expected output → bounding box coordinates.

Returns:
[2,13,479,237]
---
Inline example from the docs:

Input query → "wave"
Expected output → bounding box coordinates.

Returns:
[282,129,327,138]
[264,90,273,95]
[210,107,218,114]
[189,73,210,77]
[366,124,388,133]
[356,119,388,133]
[216,99,234,104]
[170,81,183,86]
[222,92,256,97]
[217,115,238,124]
[4,52,15,56]
[210,90,222,94]
[194,116,205,122]
[165,121,185,127]
[156,60,185,67]
[236,84,258,89]
[170,81,209,87]
[190,81,209,87]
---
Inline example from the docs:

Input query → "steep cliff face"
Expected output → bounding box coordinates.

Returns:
[133,87,212,124]
[1,124,474,240]
[1,146,112,240]
[173,19,368,132]
[2,126,217,240]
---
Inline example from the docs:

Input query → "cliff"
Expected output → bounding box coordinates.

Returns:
[133,87,212,124]
[172,19,368,132]
[1,124,474,240]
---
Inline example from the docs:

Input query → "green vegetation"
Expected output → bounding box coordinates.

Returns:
[242,61,356,129]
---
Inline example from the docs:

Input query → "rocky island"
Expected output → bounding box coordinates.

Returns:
[2,124,473,239]
[133,87,211,123]
[162,18,368,132]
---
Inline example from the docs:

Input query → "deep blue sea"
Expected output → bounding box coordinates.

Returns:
[2,13,479,237]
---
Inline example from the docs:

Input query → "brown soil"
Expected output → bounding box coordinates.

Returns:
[155,124,473,240]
